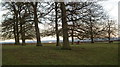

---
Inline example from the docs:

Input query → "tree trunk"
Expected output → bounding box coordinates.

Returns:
[108,33,111,43]
[60,2,71,50]
[22,25,25,45]
[108,23,111,43]
[20,20,25,45]
[13,16,17,45]
[89,10,94,43]
[71,4,75,45]
[55,2,60,46]
[18,9,26,46]
[71,16,74,45]
[71,24,74,45]
[90,23,94,43]
[12,3,20,45]
[33,2,42,46]
[15,13,20,45]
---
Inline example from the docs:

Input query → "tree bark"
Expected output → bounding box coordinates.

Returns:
[90,22,94,43]
[60,2,71,50]
[20,19,25,45]
[18,7,26,46]
[71,15,74,45]
[108,22,111,43]
[12,3,20,45]
[33,2,42,46]
[22,25,25,45]
[55,2,60,46]
[15,12,20,45]
[13,16,17,45]
[71,22,74,45]
[89,10,94,43]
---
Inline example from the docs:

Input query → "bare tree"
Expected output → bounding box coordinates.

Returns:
[60,2,71,50]
[31,2,42,46]
[2,2,36,45]
[55,2,60,46]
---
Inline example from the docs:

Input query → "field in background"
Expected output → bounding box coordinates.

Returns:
[2,43,118,65]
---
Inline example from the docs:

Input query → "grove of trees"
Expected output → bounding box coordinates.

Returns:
[1,2,117,50]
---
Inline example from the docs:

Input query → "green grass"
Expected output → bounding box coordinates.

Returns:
[2,43,118,65]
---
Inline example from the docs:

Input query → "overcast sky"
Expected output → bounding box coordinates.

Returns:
[99,0,119,20]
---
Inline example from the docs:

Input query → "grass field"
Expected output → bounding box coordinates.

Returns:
[2,43,118,65]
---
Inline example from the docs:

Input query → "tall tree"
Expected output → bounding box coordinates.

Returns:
[89,9,94,43]
[55,2,60,46]
[60,2,71,50]
[82,2,106,43]
[2,2,20,45]
[31,2,42,46]
[102,20,117,43]
[17,2,26,45]
[2,2,36,45]
[13,2,20,45]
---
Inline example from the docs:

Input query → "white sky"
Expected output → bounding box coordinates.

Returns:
[0,0,119,41]
[98,0,119,20]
